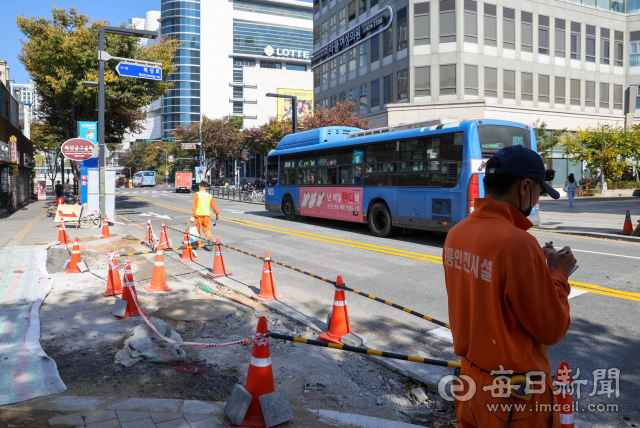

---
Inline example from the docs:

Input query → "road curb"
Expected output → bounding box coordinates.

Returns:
[205,274,453,394]
[533,228,640,242]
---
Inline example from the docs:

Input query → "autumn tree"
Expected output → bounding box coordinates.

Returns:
[532,120,567,158]
[172,115,245,180]
[243,116,293,157]
[303,100,370,131]
[16,7,180,178]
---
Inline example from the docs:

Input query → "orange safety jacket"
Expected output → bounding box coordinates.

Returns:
[443,198,571,426]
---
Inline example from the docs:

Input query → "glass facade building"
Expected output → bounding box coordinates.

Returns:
[161,0,201,136]
[232,23,314,56]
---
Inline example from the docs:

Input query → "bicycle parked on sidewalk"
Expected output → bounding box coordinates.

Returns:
[6,192,17,213]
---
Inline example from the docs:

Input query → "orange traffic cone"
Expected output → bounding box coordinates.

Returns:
[251,252,284,302]
[145,250,173,292]
[142,217,154,244]
[116,257,146,319]
[65,237,83,274]
[207,238,231,279]
[101,215,111,238]
[157,222,171,250]
[229,316,274,428]
[554,361,575,428]
[102,250,123,296]
[58,220,69,245]
[179,228,197,262]
[318,276,360,344]
[623,210,633,234]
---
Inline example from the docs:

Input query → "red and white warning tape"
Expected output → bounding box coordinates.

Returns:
[127,285,259,348]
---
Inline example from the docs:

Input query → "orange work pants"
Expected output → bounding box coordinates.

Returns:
[194,215,213,240]
[454,360,559,428]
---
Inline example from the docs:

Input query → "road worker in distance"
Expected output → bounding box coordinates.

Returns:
[443,145,577,428]
[190,180,219,242]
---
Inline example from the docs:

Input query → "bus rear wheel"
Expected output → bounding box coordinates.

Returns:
[283,196,298,221]
[368,203,394,238]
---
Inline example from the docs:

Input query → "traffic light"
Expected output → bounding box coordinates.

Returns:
[194,156,199,161]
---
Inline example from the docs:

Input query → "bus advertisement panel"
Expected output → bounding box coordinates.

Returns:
[299,187,363,222]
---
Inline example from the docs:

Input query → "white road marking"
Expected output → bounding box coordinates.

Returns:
[571,249,640,260]
[428,285,590,345]
[138,212,172,220]
[222,209,246,214]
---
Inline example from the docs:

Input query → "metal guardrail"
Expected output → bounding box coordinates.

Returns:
[209,186,265,204]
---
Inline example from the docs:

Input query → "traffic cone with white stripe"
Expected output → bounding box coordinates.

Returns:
[145,250,173,292]
[251,251,283,302]
[229,316,274,427]
[207,238,231,278]
[157,222,171,250]
[554,361,575,428]
[65,237,83,274]
[116,257,146,319]
[101,214,111,239]
[623,210,633,234]
[102,250,123,296]
[318,276,360,344]
[179,228,197,262]
[142,217,154,244]
[58,220,69,245]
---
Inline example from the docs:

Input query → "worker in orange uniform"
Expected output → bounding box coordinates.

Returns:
[190,180,219,242]
[443,145,576,428]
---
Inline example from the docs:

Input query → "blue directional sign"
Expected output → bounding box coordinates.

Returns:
[116,62,162,80]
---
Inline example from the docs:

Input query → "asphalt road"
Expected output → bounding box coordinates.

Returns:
[115,187,640,427]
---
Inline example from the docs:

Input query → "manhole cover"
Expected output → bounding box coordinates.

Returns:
[159,299,236,322]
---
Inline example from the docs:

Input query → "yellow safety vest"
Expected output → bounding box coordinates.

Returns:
[196,191,212,216]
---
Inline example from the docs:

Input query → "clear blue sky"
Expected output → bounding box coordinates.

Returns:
[2,0,312,84]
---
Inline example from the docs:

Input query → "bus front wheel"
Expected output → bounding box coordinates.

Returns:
[368,203,394,238]
[283,196,298,221]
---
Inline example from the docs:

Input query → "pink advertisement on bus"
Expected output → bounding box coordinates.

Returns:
[299,187,363,223]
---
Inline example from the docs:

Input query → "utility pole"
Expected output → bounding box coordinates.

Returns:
[97,26,157,218]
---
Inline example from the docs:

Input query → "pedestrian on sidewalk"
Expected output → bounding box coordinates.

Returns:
[190,181,219,246]
[54,180,63,199]
[564,173,577,207]
[442,146,577,428]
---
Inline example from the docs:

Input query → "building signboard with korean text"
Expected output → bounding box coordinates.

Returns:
[78,121,98,145]
[9,135,17,163]
[61,138,95,161]
[311,6,393,69]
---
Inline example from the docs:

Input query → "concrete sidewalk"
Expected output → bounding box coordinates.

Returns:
[536,197,640,240]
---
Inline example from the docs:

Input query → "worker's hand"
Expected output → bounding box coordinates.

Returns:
[189,216,195,223]
[546,246,577,277]
[216,214,220,220]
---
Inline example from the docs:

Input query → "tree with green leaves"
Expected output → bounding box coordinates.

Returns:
[560,124,640,181]
[532,120,567,158]
[16,7,180,179]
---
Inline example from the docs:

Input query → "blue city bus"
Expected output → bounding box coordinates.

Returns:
[133,170,157,188]
[265,119,539,237]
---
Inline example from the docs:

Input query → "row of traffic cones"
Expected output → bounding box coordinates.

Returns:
[58,215,113,245]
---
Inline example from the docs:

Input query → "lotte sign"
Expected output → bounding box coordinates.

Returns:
[61,138,95,161]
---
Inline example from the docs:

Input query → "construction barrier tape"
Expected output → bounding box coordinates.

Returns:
[164,225,451,329]
[127,284,256,349]
[267,332,461,369]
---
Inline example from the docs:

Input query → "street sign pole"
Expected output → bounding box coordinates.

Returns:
[98,27,106,219]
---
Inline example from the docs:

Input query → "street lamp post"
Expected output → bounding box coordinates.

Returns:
[98,26,157,218]
[265,93,297,134]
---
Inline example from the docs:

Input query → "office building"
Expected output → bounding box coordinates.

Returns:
[312,0,640,184]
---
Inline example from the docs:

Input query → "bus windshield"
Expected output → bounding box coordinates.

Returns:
[144,172,155,176]
[477,125,531,151]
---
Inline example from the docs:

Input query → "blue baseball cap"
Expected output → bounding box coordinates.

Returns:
[486,145,559,199]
